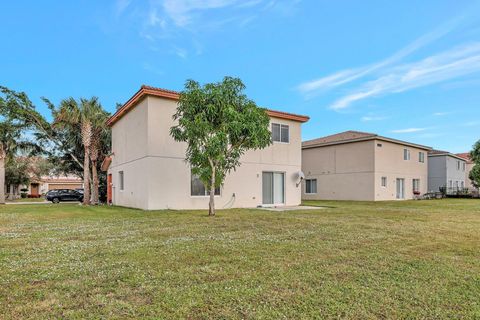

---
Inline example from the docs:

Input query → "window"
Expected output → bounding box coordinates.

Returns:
[457,161,461,170]
[461,181,465,189]
[419,152,425,163]
[463,162,466,171]
[381,177,387,187]
[272,123,289,143]
[403,149,410,160]
[191,173,220,196]
[118,171,124,191]
[305,179,317,194]
[413,179,420,192]
[377,143,383,147]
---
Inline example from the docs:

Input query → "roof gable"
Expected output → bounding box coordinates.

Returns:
[302,130,431,150]
[107,85,309,126]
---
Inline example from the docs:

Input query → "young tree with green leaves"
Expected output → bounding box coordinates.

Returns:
[170,77,272,216]
[0,86,84,169]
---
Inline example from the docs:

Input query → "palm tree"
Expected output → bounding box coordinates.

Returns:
[89,112,109,205]
[55,97,106,205]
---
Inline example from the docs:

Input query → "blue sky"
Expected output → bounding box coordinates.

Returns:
[1,0,480,152]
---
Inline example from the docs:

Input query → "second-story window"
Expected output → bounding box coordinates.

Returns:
[463,162,466,171]
[419,152,425,163]
[457,161,461,170]
[403,149,410,160]
[272,123,289,143]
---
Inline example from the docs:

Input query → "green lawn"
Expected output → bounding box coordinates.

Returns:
[1,200,479,319]
[7,197,47,203]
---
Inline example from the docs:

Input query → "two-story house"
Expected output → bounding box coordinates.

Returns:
[301,131,431,201]
[101,85,309,210]
[428,150,467,193]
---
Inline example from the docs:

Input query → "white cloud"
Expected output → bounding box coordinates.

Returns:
[330,42,480,110]
[391,128,427,133]
[297,16,463,96]
[115,0,132,16]
[361,115,388,122]
[119,0,298,58]
[462,120,480,127]
[433,112,451,116]
[162,0,240,27]
[171,46,188,59]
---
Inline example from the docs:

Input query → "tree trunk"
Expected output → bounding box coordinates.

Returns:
[91,159,98,205]
[83,149,91,205]
[208,167,216,216]
[0,158,4,204]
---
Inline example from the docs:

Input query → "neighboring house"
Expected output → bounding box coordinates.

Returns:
[456,153,478,192]
[25,175,84,196]
[428,150,466,193]
[302,131,431,201]
[102,85,309,210]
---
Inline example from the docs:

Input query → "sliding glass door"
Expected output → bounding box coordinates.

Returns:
[262,172,285,205]
[396,178,405,199]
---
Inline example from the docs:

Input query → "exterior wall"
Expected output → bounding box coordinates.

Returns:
[109,95,303,210]
[446,156,466,189]
[109,98,150,209]
[428,156,446,192]
[302,140,376,201]
[374,140,428,200]
[301,139,429,201]
[428,155,466,192]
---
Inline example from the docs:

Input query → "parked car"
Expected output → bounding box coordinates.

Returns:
[45,189,84,203]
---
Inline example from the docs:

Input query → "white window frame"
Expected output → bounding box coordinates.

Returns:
[305,179,317,194]
[272,123,289,143]
[381,177,387,188]
[190,172,221,197]
[403,149,410,160]
[419,152,425,163]
[118,171,124,191]
[413,179,420,192]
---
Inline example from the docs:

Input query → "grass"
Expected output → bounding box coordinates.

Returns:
[7,197,47,203]
[0,200,479,319]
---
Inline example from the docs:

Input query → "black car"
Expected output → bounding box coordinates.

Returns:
[45,189,84,203]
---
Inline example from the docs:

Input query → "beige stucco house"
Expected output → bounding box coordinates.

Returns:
[26,175,83,196]
[102,85,309,210]
[302,131,431,201]
[456,153,478,193]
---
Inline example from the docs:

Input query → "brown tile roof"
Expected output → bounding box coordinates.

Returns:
[455,152,473,163]
[302,130,376,147]
[107,85,309,126]
[302,130,431,150]
[428,149,450,155]
[428,149,467,161]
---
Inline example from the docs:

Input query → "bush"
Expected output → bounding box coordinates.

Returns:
[20,193,27,198]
